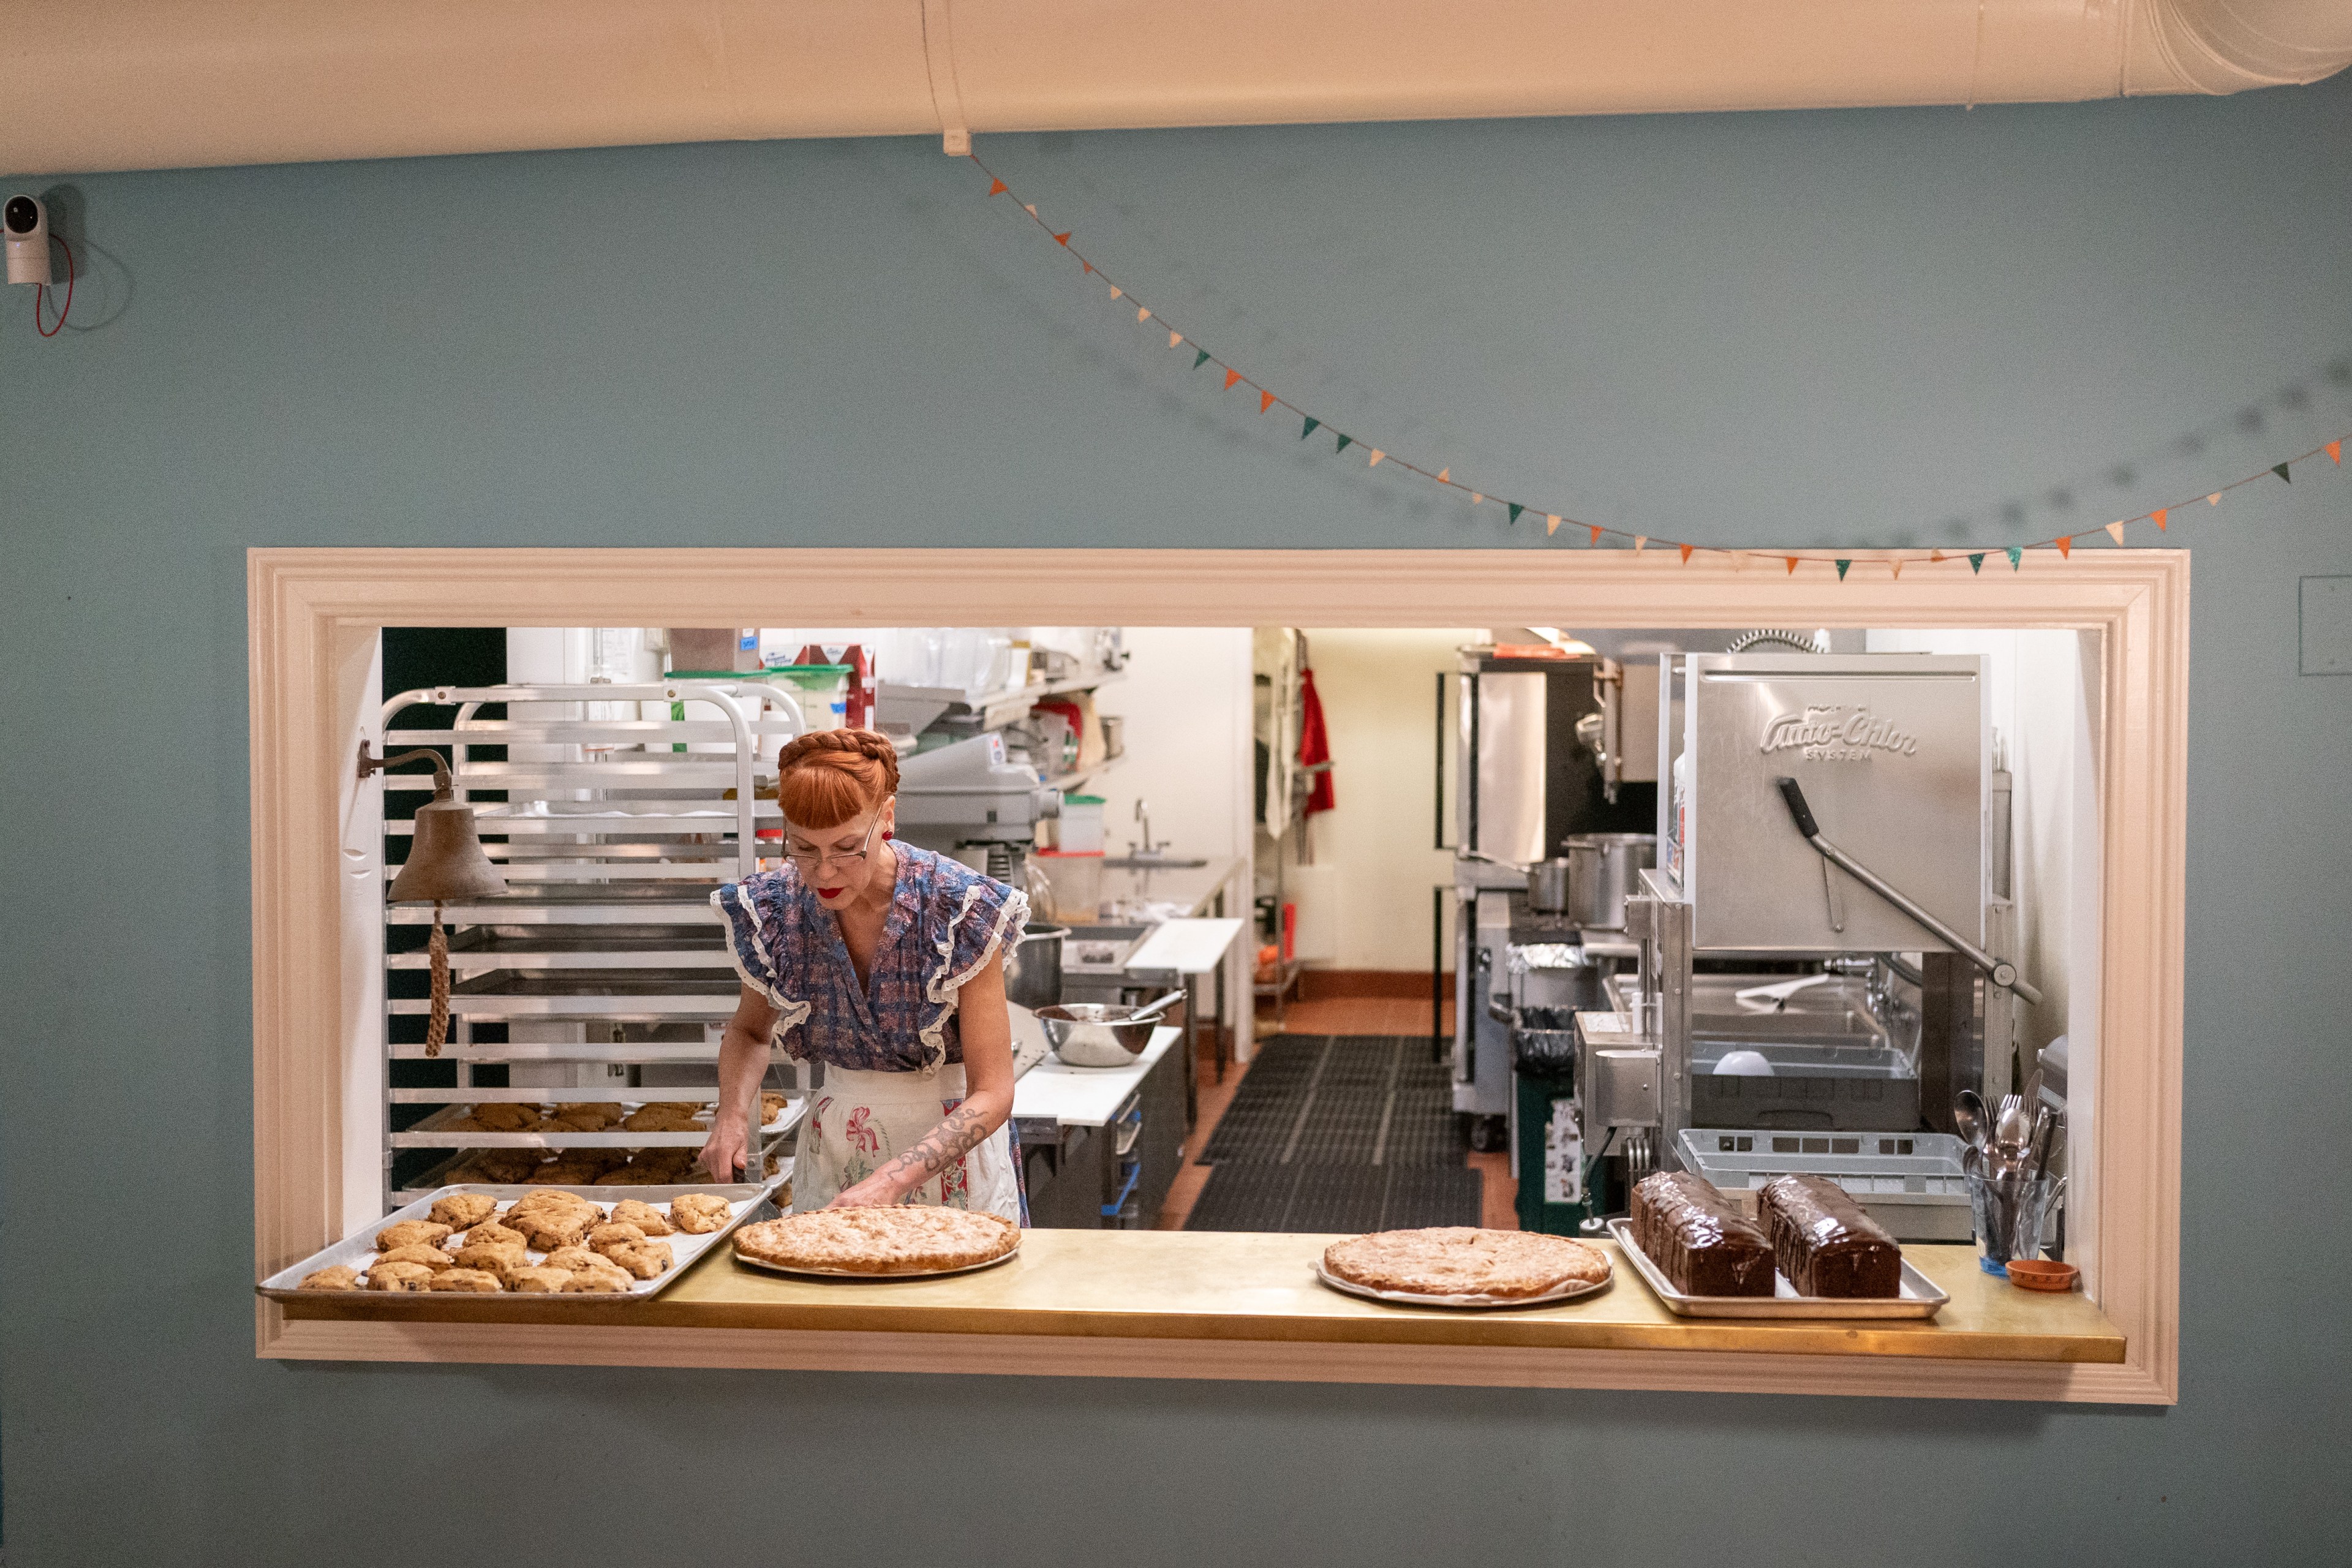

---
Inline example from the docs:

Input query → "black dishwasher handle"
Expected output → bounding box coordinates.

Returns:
[1774,777,1821,840]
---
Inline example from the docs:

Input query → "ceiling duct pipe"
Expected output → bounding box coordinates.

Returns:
[7,0,2350,176]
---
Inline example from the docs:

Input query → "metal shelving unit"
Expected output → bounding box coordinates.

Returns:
[376,679,815,1210]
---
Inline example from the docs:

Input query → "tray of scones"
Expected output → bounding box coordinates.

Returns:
[260,1175,790,1303]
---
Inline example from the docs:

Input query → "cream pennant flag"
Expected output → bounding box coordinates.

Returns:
[1108,286,1123,300]
[1368,450,1385,467]
[1168,330,1183,349]
[2208,492,2222,505]
[1545,514,1562,535]
[1889,556,1903,579]
[1472,492,1484,505]
[1930,550,1947,563]
[2105,521,2126,545]
[1023,203,1038,216]
[1137,306,1151,322]
[1436,469,1450,483]
[1634,535,1648,554]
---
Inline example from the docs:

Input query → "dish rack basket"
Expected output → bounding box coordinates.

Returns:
[374,679,818,1210]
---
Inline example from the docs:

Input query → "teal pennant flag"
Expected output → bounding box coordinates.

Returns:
[1968,553,1986,574]
[1834,559,1852,580]
[2274,462,2292,483]
[1194,349,1211,370]
[2007,547,2024,570]
[1300,417,1320,440]
[1508,503,1525,525]
[1335,434,1353,454]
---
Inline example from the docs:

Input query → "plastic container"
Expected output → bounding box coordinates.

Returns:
[761,665,853,731]
[1034,850,1103,924]
[1059,794,1106,854]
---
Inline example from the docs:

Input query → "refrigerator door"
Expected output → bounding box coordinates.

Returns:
[1466,669,1548,867]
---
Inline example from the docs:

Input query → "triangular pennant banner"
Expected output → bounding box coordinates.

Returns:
[1546,514,1562,535]
[1300,417,1319,439]
[2007,547,2024,570]
[1223,369,1243,390]
[1634,536,1648,554]
[2208,493,2222,505]
[1679,543,1694,564]
[987,179,1008,196]
[1890,557,1903,579]
[1969,553,1986,574]
[1335,434,1354,454]
[2152,507,2168,530]
[1368,450,1385,467]
[2331,440,2343,466]
[1589,524,1604,546]
[1507,503,1524,525]
[1137,307,1151,322]
[1023,203,1038,216]
[1195,349,1212,370]
[2055,536,2073,559]
[1835,559,1851,579]
[1054,232,1072,246]
[1260,390,1278,414]
[1471,492,1483,505]
[1436,469,1450,483]
[1785,557,1799,575]
[1082,261,1094,276]
[1168,330,1183,349]
[2274,462,2292,484]
[1108,286,1123,300]
[1931,550,1947,563]
[2105,521,2126,545]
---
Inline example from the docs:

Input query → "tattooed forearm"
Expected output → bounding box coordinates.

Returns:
[876,1104,992,1188]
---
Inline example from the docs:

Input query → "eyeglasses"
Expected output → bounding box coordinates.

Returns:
[782,812,882,873]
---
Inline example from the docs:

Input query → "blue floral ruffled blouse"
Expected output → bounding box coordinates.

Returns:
[710,843,1029,1075]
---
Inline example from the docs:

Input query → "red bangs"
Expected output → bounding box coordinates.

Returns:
[778,750,888,831]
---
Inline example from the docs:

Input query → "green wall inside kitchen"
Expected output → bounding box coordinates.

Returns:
[4,73,2350,1566]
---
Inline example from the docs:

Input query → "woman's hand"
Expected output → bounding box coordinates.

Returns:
[826,1169,913,1209]
[699,1120,748,1183]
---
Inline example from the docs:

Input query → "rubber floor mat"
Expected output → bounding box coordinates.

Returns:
[1198,1035,1466,1167]
[1183,1162,1484,1233]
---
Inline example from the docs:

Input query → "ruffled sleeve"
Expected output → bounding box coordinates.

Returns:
[710,873,813,1042]
[916,859,1030,1074]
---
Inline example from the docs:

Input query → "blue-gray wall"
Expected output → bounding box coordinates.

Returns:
[4,72,2348,1568]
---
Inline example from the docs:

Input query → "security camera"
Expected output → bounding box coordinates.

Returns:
[6,195,51,286]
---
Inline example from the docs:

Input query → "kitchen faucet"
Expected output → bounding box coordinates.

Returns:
[1131,797,1163,857]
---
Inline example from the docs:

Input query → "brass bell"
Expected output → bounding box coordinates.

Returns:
[360,744,511,901]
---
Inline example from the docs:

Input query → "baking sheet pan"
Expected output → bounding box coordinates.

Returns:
[1311,1259,1613,1311]
[390,1097,805,1148]
[1605,1218,1947,1319]
[258,1175,789,1305]
[731,1245,1023,1283]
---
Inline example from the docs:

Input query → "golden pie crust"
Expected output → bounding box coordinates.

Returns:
[734,1206,1020,1276]
[1321,1227,1610,1300]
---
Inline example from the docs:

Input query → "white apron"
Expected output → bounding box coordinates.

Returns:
[795,1063,1023,1223]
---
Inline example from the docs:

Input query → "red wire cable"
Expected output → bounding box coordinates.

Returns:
[35,237,74,336]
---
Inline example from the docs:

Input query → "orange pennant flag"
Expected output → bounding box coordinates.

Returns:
[1054,232,1072,246]
[2055,535,2073,559]
[1785,557,1800,575]
[1930,550,1946,563]
[987,179,1008,196]
[1137,306,1152,323]
[1082,261,1095,275]
[1168,330,1182,349]
[2105,521,2126,545]
[1472,492,1484,505]
[1634,536,1648,554]
[1223,368,1243,390]
[1589,525,1604,546]
[1259,390,1278,414]
[1108,286,1123,300]
[1890,557,1904,579]
[1368,450,1385,467]
[2152,508,2168,531]
[2330,440,2343,465]
[2207,492,2221,505]
[1436,469,1450,484]
[1679,544,1694,564]
[1545,514,1562,535]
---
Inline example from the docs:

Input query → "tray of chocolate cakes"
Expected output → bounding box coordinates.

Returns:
[1608,1170,1948,1319]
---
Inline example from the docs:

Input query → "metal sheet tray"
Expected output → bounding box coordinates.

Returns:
[390,1097,805,1148]
[1311,1259,1614,1311]
[258,1178,788,1304]
[1605,1219,1947,1319]
[733,1245,1023,1283]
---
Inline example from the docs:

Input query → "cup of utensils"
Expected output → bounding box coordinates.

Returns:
[1954,1082,2065,1280]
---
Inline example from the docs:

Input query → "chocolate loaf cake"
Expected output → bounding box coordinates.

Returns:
[1757,1174,1902,1298]
[1630,1170,1776,1296]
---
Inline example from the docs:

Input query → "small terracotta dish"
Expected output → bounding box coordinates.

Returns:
[2003,1258,2078,1292]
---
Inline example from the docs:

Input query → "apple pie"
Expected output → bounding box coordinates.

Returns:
[733,1207,1019,1276]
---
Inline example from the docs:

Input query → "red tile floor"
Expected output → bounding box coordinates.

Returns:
[1153,990,1517,1230]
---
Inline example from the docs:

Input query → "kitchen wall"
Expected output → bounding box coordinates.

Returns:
[1270,627,1482,973]
[7,72,2352,1566]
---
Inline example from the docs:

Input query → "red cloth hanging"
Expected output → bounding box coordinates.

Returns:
[1297,666,1335,815]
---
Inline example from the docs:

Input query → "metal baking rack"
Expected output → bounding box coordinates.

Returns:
[377,679,814,1210]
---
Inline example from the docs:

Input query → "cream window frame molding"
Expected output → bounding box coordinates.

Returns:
[249,546,2185,1404]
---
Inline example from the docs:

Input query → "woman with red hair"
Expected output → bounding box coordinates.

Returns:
[702,728,1028,1219]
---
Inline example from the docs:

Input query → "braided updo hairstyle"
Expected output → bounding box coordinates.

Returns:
[775,727,900,830]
